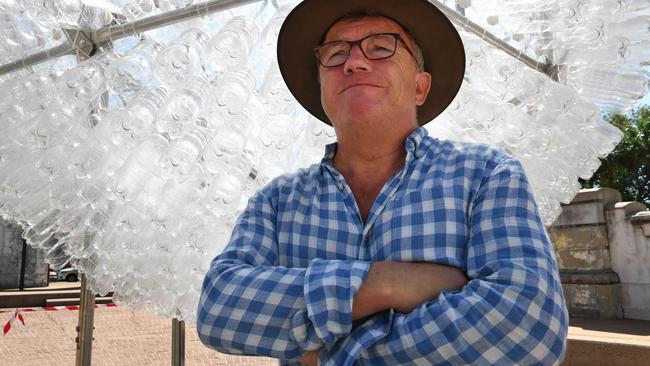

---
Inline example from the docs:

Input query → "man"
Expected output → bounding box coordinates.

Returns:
[197,0,568,365]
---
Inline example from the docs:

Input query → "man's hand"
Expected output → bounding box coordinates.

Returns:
[352,262,468,319]
[301,349,319,366]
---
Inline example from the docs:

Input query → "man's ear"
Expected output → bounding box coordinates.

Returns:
[414,71,432,107]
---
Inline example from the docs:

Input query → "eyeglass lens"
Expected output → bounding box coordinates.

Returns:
[318,34,398,67]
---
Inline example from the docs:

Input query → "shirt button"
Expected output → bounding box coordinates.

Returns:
[337,183,344,191]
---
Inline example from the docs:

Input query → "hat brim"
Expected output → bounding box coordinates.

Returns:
[277,0,466,126]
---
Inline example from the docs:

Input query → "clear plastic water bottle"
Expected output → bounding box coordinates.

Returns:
[156,76,211,137]
[122,86,169,145]
[106,40,163,95]
[119,0,156,21]
[156,29,210,84]
[112,136,168,203]
[204,16,259,80]
[213,67,256,115]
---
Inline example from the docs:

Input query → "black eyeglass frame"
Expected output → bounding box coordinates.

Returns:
[314,32,417,68]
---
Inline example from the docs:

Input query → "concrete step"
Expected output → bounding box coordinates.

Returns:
[564,319,650,365]
[45,296,113,307]
[564,338,650,365]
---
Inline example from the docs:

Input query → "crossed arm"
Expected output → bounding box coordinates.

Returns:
[351,261,468,320]
[196,220,465,360]
[197,158,568,365]
[299,261,468,365]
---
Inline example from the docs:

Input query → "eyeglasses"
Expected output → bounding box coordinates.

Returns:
[315,33,416,68]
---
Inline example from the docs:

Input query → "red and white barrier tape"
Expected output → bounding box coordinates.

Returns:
[1,303,117,335]
[2,309,25,335]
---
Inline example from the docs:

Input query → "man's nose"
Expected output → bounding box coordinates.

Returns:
[343,44,371,74]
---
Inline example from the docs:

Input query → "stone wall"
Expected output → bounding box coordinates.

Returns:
[0,218,48,289]
[548,188,650,320]
[548,188,623,319]
[606,202,650,321]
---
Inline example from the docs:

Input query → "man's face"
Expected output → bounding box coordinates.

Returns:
[318,16,431,129]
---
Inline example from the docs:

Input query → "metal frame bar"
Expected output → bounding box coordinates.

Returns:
[172,319,186,366]
[75,273,96,366]
[0,28,95,75]
[0,0,558,80]
[0,0,261,77]
[431,0,558,81]
[90,0,262,46]
[0,42,81,76]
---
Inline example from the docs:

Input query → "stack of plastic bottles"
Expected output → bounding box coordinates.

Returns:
[0,0,647,321]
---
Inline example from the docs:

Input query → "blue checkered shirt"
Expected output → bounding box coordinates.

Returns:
[197,127,568,365]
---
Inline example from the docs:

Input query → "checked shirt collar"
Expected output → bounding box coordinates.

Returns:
[318,127,430,231]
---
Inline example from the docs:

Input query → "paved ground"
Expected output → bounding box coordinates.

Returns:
[0,306,278,366]
[2,281,650,365]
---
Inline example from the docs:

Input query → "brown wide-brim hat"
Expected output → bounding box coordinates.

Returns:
[277,0,466,126]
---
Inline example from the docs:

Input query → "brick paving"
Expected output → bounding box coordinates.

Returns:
[0,307,278,366]
[3,300,650,365]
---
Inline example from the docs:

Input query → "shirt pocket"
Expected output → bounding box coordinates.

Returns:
[377,189,467,267]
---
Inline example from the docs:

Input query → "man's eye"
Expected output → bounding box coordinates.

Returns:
[366,44,393,56]
[325,50,346,63]
[372,45,391,52]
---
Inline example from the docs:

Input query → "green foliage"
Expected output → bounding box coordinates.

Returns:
[581,106,650,207]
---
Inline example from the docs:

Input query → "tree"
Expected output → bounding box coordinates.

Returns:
[581,106,650,207]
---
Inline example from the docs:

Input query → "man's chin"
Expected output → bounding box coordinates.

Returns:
[332,108,385,126]
[339,97,384,114]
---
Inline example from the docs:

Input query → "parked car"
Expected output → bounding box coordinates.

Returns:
[57,267,79,282]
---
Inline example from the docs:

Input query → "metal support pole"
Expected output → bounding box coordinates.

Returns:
[432,0,559,81]
[172,319,186,366]
[0,0,558,81]
[0,43,78,76]
[0,0,261,77]
[73,88,106,366]
[75,273,96,366]
[0,30,94,76]
[90,0,262,46]
[18,239,28,290]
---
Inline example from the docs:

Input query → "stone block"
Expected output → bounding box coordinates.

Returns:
[620,283,650,321]
[560,270,620,285]
[614,202,648,218]
[570,284,598,308]
[556,248,611,271]
[631,211,650,237]
[564,283,622,319]
[553,188,622,227]
[548,225,609,251]
[595,284,623,319]
[554,202,607,227]
[567,283,600,319]
[569,188,622,206]
[570,307,600,319]
[0,218,48,289]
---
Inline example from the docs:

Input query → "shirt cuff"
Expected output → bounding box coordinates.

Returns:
[290,259,371,348]
[319,310,394,366]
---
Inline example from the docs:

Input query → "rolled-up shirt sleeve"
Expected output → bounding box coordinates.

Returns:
[320,157,569,365]
[196,183,370,360]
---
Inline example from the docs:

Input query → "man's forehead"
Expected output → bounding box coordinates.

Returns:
[324,15,408,41]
